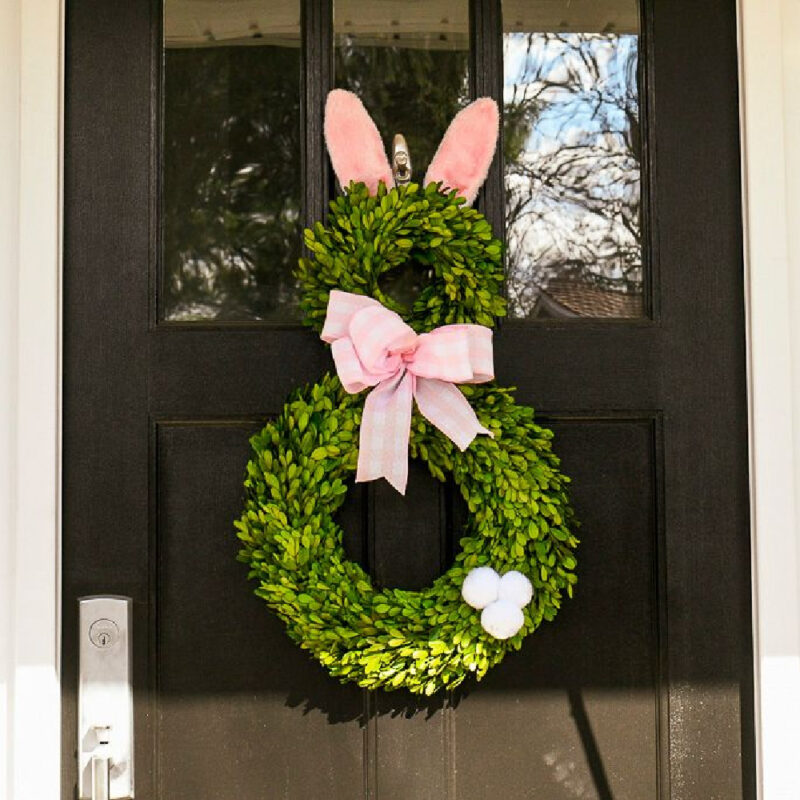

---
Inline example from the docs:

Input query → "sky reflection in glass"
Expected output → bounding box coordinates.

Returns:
[503,15,642,319]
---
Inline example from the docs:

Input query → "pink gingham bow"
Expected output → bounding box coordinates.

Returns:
[321,290,494,494]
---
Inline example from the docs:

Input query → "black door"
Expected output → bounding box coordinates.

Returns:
[62,1,755,798]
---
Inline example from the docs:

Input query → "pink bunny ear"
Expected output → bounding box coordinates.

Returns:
[324,90,394,195]
[424,98,499,206]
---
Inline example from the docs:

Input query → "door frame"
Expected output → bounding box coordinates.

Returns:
[1,1,797,797]
[1,0,62,798]
[739,0,800,795]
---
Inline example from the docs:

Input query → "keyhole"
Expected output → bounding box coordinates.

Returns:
[89,618,119,649]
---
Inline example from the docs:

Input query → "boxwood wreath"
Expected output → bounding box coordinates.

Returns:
[295,181,505,332]
[235,180,579,695]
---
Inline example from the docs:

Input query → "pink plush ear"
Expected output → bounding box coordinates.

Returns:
[424,98,499,206]
[324,90,394,195]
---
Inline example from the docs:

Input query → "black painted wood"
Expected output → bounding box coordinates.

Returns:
[471,0,504,240]
[155,423,364,797]
[62,0,755,798]
[456,418,661,798]
[301,0,332,232]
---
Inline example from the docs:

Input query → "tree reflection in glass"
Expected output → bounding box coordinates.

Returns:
[162,13,302,322]
[334,0,469,312]
[504,23,642,319]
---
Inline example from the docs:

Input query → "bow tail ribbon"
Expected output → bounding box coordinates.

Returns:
[356,374,491,494]
[414,378,492,451]
[355,370,414,492]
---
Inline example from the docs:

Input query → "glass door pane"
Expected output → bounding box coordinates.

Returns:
[162,0,302,322]
[334,0,470,311]
[503,0,643,319]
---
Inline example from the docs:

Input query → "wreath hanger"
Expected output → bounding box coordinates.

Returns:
[391,134,412,186]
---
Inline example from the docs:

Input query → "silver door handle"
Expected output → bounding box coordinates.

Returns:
[90,724,111,800]
[78,597,134,799]
[92,753,110,800]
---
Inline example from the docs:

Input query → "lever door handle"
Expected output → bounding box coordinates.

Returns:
[92,754,110,800]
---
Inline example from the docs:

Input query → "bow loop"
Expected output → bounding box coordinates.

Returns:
[413,326,493,384]
[321,290,494,493]
[348,303,417,376]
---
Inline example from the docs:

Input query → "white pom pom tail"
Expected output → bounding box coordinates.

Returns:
[498,570,533,608]
[480,600,525,640]
[461,566,501,610]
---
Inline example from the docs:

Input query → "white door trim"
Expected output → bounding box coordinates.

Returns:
[1,1,796,798]
[0,1,62,798]
[739,0,800,797]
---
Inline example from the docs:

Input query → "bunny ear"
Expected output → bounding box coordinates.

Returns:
[324,90,394,195]
[424,98,499,206]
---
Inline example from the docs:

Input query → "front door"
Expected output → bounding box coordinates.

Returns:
[62,1,755,798]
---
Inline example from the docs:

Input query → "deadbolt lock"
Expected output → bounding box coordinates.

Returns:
[88,618,119,649]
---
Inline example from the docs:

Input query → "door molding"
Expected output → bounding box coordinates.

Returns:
[0,0,62,798]
[1,1,797,797]
[739,0,800,797]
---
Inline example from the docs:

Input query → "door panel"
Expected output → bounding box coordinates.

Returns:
[155,422,364,798]
[63,1,754,798]
[455,419,661,799]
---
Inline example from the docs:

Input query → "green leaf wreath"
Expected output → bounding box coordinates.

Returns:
[296,181,505,333]
[235,182,578,695]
